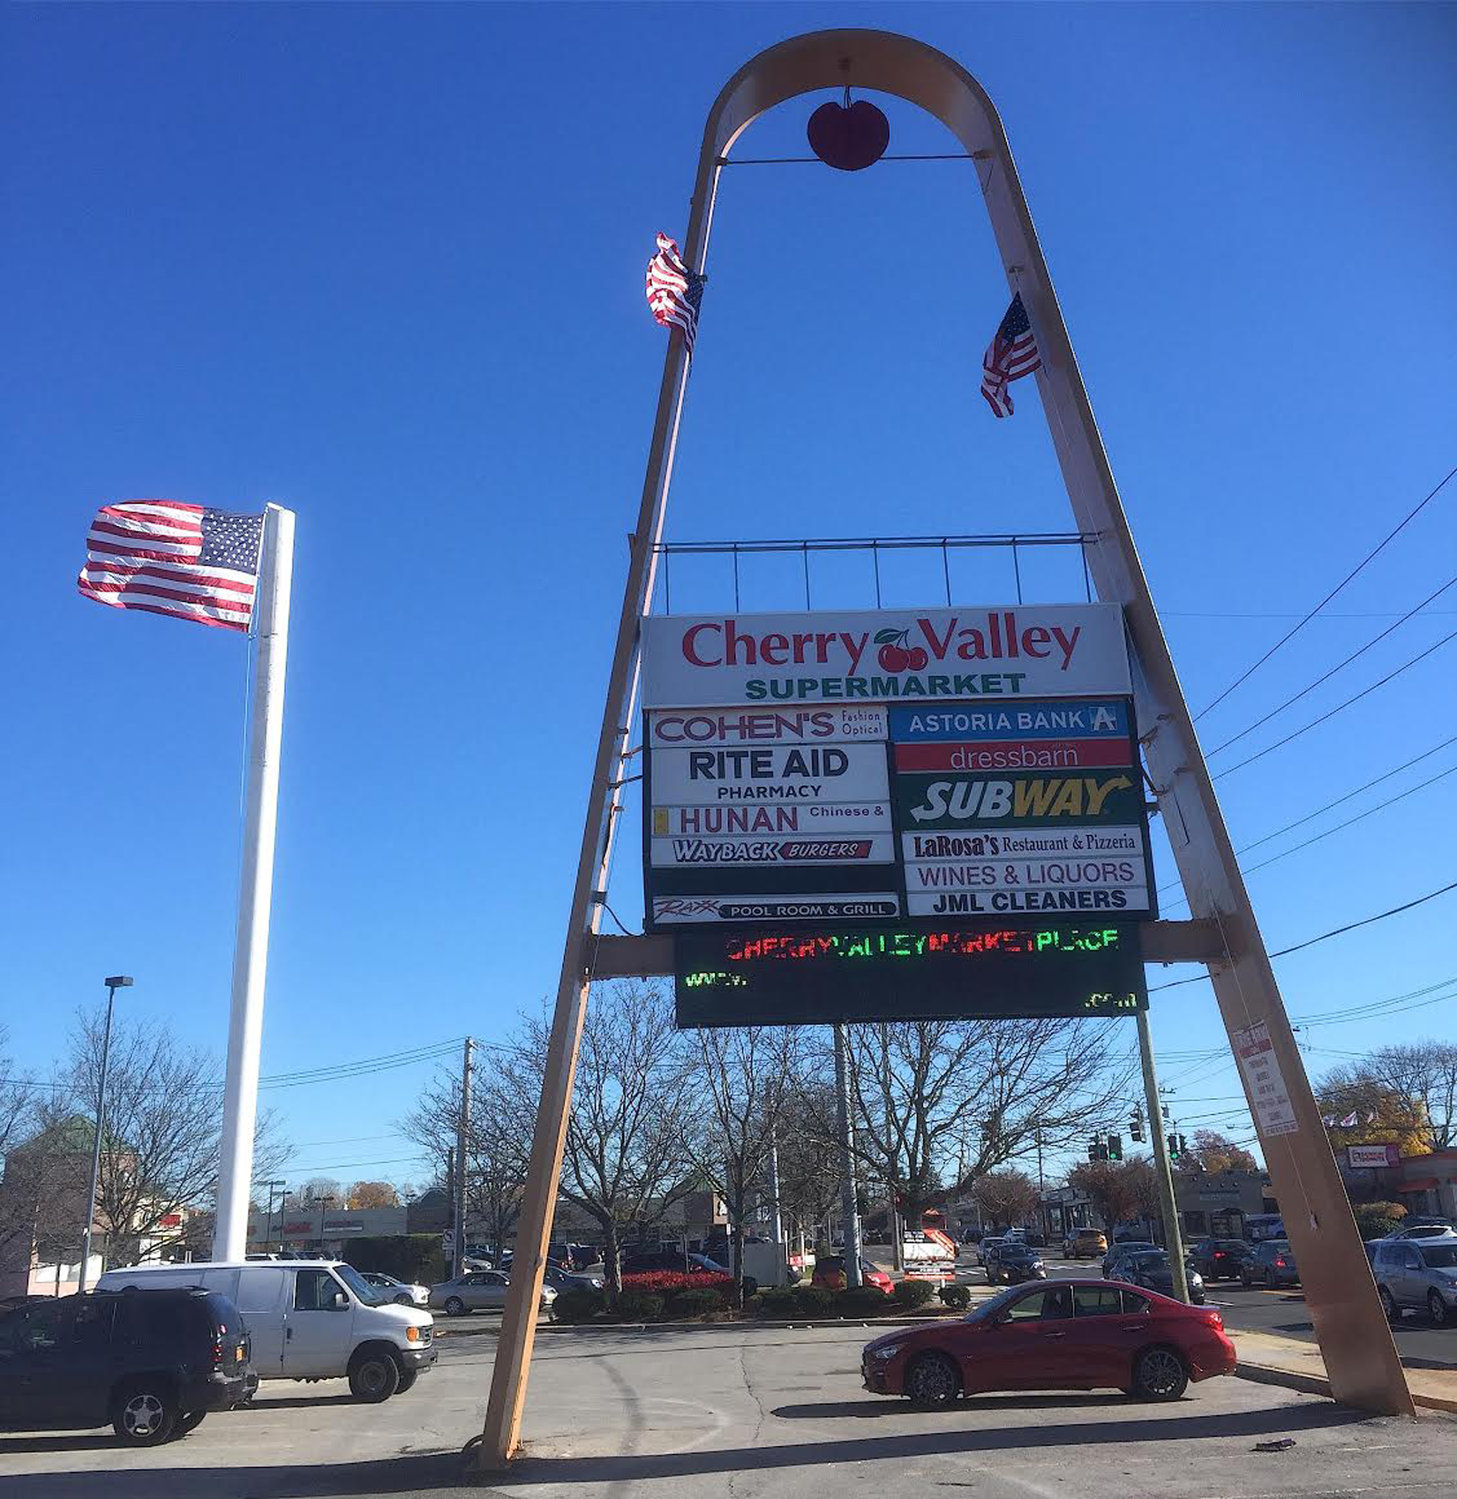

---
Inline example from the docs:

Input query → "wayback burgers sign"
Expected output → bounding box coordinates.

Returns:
[641,604,1131,706]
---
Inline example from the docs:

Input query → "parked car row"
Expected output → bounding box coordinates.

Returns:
[0,1257,439,1446]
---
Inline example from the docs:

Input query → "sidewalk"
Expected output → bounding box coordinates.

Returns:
[1230,1326,1457,1415]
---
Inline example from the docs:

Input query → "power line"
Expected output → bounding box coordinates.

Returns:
[1148,878,1457,991]
[1210,628,1457,780]
[1204,575,1457,758]
[1193,462,1456,720]
[1160,761,1457,910]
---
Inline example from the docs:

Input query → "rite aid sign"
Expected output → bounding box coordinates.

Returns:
[1348,1144,1401,1169]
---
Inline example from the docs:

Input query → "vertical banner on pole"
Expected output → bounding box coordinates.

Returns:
[214,505,295,1262]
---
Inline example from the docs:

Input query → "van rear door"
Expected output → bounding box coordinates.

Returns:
[234,1266,288,1375]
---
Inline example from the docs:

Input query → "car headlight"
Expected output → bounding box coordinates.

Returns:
[406,1325,420,1343]
[871,1344,904,1361]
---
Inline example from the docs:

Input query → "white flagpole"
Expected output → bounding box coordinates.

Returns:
[213,503,295,1262]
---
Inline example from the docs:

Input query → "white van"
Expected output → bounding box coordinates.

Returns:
[94,1259,436,1402]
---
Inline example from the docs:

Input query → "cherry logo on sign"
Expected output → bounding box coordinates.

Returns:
[807,97,891,172]
[874,627,929,673]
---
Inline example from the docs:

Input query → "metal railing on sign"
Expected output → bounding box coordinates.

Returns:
[652,532,1099,613]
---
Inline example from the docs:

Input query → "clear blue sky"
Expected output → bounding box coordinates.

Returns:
[4,4,1454,1194]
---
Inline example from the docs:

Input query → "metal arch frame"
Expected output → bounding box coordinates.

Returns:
[477,30,1410,1467]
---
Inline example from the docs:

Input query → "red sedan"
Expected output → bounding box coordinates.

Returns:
[862,1278,1235,1406]
[812,1255,895,1295]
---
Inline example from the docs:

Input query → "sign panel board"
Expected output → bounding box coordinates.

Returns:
[1235,1021,1300,1137]
[674,923,1147,1026]
[643,689,1154,932]
[1348,1144,1401,1169]
[641,605,1131,707]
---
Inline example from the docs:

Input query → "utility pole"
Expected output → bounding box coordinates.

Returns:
[833,1024,864,1288]
[79,975,131,1292]
[455,1037,473,1278]
[766,1131,784,1246]
[878,1023,903,1272]
[1137,1009,1189,1301]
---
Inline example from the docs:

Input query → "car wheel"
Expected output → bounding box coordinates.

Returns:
[112,1382,180,1445]
[395,1369,419,1394]
[1378,1286,1399,1322]
[444,1296,466,1317]
[905,1352,961,1409]
[1130,1347,1188,1402]
[348,1350,401,1403]
[176,1410,207,1436]
[394,1293,413,1305]
[1428,1291,1451,1327]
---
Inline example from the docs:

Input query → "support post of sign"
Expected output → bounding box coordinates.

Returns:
[454,1037,473,1279]
[1137,1009,1188,1301]
[647,27,1410,1419]
[214,504,294,1265]
[475,171,715,1470]
[833,1024,864,1290]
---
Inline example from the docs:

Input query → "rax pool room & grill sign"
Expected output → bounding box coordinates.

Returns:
[639,605,1157,1026]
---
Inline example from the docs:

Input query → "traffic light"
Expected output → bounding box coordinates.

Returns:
[1168,1133,1181,1161]
[1107,1134,1123,1161]
[1130,1111,1144,1143]
[1176,1133,1188,1156]
[1088,1136,1108,1162]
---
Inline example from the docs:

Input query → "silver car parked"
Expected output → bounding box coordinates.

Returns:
[359,1271,429,1307]
[428,1269,557,1317]
[1372,1235,1457,1326]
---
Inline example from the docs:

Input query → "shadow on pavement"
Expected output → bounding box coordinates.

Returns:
[0,1399,1379,1497]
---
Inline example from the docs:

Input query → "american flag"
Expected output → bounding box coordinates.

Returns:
[980,291,1042,417]
[78,500,263,633]
[645,232,704,357]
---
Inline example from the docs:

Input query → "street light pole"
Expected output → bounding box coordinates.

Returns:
[78,976,131,1293]
[318,1195,335,1254]
[261,1179,286,1255]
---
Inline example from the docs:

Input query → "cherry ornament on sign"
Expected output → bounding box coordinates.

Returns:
[807,97,890,172]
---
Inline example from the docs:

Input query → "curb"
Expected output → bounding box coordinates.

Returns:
[435,1313,962,1339]
[1235,1362,1457,1416]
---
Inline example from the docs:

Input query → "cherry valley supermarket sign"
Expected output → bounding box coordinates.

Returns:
[641,605,1131,706]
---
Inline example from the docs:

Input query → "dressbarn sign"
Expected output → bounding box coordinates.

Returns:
[641,605,1131,707]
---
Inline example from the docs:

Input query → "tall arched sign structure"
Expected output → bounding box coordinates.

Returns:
[479,30,1412,1464]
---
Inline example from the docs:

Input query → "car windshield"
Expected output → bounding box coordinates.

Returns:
[1420,1244,1457,1268]
[1130,1252,1167,1269]
[333,1263,385,1306]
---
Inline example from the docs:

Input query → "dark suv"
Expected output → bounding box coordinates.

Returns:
[0,1289,251,1444]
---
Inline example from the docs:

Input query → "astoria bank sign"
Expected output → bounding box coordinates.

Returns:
[641,604,1131,706]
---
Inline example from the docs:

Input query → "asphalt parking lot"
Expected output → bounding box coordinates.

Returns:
[2,1320,1454,1499]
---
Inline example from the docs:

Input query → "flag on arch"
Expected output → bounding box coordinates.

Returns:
[645,232,704,357]
[980,291,1042,417]
[78,500,263,632]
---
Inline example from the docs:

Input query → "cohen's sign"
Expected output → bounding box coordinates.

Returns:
[642,605,1131,706]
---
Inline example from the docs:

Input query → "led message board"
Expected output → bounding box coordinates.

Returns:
[673,923,1148,1027]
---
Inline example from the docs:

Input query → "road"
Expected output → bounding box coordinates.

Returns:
[956,1251,1457,1370]
[2,1320,1454,1499]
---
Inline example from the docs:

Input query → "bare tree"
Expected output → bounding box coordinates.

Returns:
[681,1026,798,1305]
[515,981,695,1301]
[972,1169,1038,1229]
[1176,1130,1257,1175]
[773,1083,843,1249]
[296,1177,344,1207]
[60,1008,291,1265]
[1066,1156,1161,1235]
[802,1018,1134,1230]
[400,1061,529,1248]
